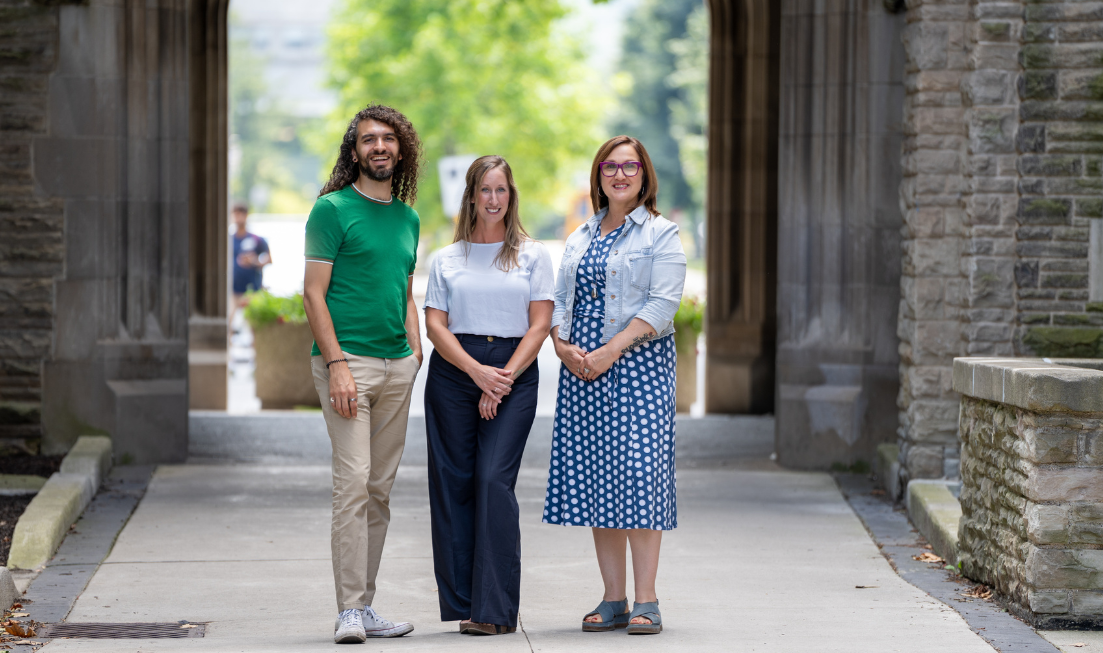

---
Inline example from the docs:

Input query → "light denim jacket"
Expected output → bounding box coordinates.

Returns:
[552,205,687,344]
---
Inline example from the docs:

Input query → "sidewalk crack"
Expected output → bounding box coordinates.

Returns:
[518,613,534,653]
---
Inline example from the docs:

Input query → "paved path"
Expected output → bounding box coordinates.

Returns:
[37,419,998,652]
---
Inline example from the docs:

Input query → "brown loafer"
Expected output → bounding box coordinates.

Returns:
[465,622,516,635]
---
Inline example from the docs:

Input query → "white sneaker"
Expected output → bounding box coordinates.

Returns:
[334,608,366,644]
[362,605,414,637]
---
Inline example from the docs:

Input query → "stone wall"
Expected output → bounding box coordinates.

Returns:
[898,0,973,481]
[898,0,1103,483]
[0,0,66,446]
[0,0,206,463]
[954,357,1103,628]
[1015,2,1103,355]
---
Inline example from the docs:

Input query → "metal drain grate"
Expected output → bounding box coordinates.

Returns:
[37,622,206,639]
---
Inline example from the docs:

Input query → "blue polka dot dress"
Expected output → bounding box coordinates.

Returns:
[542,224,678,531]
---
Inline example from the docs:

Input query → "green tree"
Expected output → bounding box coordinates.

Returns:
[322,0,607,237]
[611,0,707,251]
[667,3,709,216]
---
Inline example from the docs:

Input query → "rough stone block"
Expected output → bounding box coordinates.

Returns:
[1021,422,1079,464]
[1018,198,1072,225]
[1025,466,1103,503]
[903,22,949,71]
[1071,591,1103,615]
[1017,124,1046,153]
[1026,547,1103,590]
[1086,433,1103,465]
[1029,590,1070,614]
[971,110,1017,154]
[1026,503,1069,544]
[964,70,1011,106]
[906,443,945,480]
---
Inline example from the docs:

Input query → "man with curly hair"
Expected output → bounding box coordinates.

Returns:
[303,104,423,643]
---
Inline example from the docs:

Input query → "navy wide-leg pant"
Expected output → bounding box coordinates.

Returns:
[424,335,539,627]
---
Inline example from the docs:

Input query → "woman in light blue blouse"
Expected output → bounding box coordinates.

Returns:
[542,136,686,635]
[422,155,554,636]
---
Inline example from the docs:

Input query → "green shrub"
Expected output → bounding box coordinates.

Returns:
[673,295,705,336]
[243,290,307,330]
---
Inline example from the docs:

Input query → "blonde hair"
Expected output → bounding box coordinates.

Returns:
[453,155,530,271]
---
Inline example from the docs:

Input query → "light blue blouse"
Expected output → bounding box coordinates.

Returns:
[424,240,555,338]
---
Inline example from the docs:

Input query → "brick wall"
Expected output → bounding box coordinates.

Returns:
[0,0,63,443]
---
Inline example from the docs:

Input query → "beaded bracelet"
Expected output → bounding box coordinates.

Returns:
[325,358,348,369]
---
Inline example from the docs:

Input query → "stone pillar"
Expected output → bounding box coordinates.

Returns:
[704,0,780,414]
[187,0,229,410]
[774,1,906,469]
[897,0,971,481]
[37,0,193,463]
[955,357,1103,628]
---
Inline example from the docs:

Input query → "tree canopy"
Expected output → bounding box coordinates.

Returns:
[229,21,322,214]
[611,0,707,229]
[323,0,607,236]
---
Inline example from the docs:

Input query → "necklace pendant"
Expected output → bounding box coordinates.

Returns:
[591,288,598,300]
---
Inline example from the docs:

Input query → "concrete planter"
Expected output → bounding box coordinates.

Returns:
[953,357,1103,629]
[253,321,319,410]
[674,330,698,413]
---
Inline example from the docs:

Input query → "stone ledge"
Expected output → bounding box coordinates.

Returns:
[7,436,114,571]
[953,357,1103,413]
[907,480,962,566]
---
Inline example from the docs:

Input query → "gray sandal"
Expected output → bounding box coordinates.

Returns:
[582,598,630,632]
[626,601,662,635]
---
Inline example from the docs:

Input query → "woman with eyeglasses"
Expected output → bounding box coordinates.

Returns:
[542,136,686,635]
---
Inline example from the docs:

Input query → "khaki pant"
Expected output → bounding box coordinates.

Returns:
[312,352,420,611]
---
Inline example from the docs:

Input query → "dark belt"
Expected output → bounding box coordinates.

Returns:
[455,333,523,346]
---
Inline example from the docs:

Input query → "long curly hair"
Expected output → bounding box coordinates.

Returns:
[453,156,530,272]
[318,104,422,204]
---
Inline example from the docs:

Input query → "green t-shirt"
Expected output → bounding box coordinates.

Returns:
[304,185,419,358]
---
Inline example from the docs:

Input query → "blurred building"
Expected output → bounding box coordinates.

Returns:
[1,1,1100,494]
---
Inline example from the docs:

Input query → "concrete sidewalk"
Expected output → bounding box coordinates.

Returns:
[36,418,998,652]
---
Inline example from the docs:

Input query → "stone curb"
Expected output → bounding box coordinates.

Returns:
[906,480,962,566]
[0,475,47,494]
[6,436,114,576]
[875,443,901,500]
[0,569,16,611]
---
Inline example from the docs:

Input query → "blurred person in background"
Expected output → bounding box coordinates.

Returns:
[422,155,554,636]
[231,202,272,316]
[543,135,686,636]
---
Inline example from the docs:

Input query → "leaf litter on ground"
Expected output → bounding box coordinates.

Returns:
[961,585,992,600]
[913,551,944,564]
